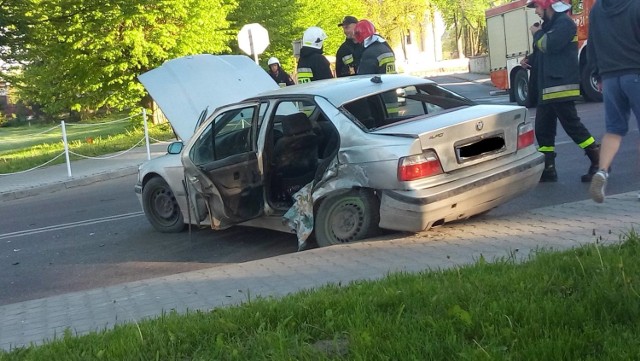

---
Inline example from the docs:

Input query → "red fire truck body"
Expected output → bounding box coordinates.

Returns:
[485,0,601,105]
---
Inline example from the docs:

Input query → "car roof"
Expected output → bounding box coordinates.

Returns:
[251,74,437,106]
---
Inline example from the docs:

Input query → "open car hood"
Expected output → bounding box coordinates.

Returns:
[138,54,279,141]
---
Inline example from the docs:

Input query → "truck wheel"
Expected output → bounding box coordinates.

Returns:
[142,177,185,233]
[581,65,603,102]
[314,190,380,247]
[513,69,529,106]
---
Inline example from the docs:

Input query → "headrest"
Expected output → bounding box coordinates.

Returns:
[282,112,312,136]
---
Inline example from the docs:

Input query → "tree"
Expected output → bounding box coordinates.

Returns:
[361,0,428,55]
[227,0,301,74]
[1,0,236,118]
[294,0,368,58]
[432,0,495,58]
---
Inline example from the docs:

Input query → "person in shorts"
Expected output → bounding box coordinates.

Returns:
[587,0,640,202]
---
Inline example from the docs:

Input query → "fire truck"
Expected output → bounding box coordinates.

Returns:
[485,0,601,105]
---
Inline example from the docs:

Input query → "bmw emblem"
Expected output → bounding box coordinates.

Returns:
[476,120,484,131]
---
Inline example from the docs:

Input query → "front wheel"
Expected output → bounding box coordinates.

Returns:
[314,190,380,247]
[581,65,603,102]
[513,68,529,106]
[142,177,185,233]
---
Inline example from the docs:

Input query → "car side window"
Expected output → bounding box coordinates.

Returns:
[272,100,316,134]
[275,100,316,117]
[190,105,257,165]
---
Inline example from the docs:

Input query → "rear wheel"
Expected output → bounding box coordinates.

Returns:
[314,190,380,247]
[513,68,529,106]
[142,177,185,233]
[581,64,603,102]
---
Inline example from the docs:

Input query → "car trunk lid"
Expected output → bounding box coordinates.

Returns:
[371,105,528,172]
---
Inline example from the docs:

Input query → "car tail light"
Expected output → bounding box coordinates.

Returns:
[517,123,535,150]
[398,150,443,181]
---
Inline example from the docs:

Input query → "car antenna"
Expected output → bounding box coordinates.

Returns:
[370,76,382,84]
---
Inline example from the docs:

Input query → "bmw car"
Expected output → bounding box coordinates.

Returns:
[135,54,544,249]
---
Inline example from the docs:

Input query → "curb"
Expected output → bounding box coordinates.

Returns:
[0,167,139,202]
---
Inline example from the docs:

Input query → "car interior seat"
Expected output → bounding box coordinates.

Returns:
[271,112,319,203]
[313,117,339,160]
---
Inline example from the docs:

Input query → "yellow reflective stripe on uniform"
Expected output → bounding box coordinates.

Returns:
[377,52,395,65]
[342,54,354,65]
[543,84,580,94]
[542,84,580,100]
[537,35,547,52]
[538,146,555,152]
[578,137,595,149]
[297,67,313,84]
[538,34,576,53]
[377,52,397,74]
[542,89,581,100]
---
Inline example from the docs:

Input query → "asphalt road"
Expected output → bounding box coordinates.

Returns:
[0,175,298,305]
[1,76,637,306]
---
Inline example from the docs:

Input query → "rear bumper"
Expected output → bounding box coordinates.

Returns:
[378,152,544,232]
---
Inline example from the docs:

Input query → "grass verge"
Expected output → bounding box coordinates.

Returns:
[1,231,639,360]
[0,114,176,174]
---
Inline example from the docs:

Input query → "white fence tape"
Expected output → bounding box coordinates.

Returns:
[0,110,150,177]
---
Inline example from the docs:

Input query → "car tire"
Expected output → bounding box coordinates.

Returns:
[314,190,380,247]
[142,177,185,233]
[513,69,529,106]
[581,64,603,102]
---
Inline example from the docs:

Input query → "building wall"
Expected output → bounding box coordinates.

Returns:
[394,9,447,74]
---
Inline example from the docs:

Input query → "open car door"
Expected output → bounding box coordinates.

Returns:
[181,102,266,228]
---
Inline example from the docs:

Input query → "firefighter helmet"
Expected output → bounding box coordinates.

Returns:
[354,20,376,44]
[302,27,327,49]
[551,0,571,12]
[527,0,570,11]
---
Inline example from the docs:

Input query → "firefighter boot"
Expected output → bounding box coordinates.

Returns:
[540,152,558,182]
[581,144,600,183]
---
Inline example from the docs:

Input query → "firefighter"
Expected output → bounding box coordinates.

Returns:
[353,20,396,75]
[335,15,363,77]
[353,19,398,119]
[520,0,600,183]
[267,57,295,87]
[296,27,333,84]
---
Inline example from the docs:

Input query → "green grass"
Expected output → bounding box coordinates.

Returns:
[2,231,639,360]
[0,113,176,174]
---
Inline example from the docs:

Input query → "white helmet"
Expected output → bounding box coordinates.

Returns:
[302,27,328,49]
[267,57,279,66]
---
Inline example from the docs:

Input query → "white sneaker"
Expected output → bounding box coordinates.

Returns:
[589,170,608,203]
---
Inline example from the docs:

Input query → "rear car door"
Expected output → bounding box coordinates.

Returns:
[181,102,268,228]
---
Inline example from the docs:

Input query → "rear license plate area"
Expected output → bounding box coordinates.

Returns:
[455,132,506,163]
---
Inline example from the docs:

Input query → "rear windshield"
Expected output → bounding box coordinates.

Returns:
[342,83,475,130]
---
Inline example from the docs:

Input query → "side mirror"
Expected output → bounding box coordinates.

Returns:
[167,141,184,154]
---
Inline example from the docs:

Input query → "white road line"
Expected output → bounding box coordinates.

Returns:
[0,212,144,241]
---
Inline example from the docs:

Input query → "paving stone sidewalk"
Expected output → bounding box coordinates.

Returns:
[1,191,638,351]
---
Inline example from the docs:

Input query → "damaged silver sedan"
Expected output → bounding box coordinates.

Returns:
[135,54,544,249]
